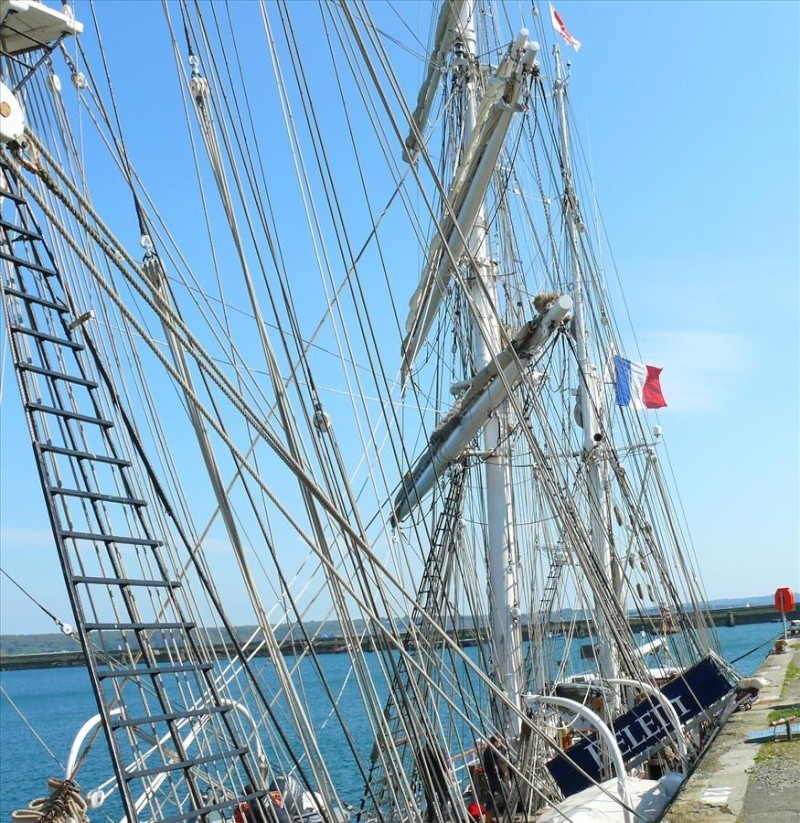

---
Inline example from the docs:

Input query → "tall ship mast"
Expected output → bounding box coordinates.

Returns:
[551,41,620,696]
[397,0,540,737]
[1,3,739,823]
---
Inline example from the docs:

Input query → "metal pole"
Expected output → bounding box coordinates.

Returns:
[523,693,633,823]
[551,44,618,699]
[454,0,522,736]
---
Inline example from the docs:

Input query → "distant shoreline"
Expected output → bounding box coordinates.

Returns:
[2,604,794,672]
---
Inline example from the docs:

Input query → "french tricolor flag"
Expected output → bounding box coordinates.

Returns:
[549,3,582,52]
[614,355,667,409]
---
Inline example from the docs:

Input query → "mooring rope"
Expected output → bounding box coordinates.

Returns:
[11,779,88,823]
[729,632,784,666]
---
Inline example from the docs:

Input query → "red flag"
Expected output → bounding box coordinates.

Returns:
[549,3,582,52]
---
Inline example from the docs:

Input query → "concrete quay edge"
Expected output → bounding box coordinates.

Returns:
[665,641,800,823]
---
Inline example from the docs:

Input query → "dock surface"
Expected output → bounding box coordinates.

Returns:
[666,640,800,822]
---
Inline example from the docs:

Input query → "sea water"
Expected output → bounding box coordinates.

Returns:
[0,621,783,820]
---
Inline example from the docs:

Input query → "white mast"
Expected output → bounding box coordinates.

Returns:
[454,2,523,736]
[551,45,619,694]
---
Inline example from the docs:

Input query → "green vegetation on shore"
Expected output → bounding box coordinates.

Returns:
[780,657,799,699]
[754,730,800,764]
[755,642,800,764]
[0,632,81,656]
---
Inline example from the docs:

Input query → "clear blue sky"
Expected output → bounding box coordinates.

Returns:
[1,1,798,635]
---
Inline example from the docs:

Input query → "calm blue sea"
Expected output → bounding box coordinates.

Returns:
[0,622,783,820]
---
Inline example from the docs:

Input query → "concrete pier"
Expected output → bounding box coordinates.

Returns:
[666,640,800,822]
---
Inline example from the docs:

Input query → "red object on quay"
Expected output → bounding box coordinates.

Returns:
[774,587,796,613]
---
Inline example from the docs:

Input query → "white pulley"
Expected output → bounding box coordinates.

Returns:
[0,82,26,144]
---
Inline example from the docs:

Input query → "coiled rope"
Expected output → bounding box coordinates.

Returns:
[11,778,89,823]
